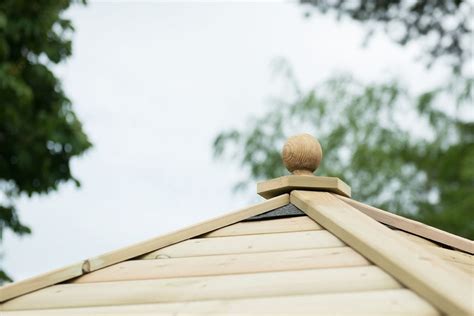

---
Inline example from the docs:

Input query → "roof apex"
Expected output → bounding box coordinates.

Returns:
[258,134,351,198]
[282,133,322,176]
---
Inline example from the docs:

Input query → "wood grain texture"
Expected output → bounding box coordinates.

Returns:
[139,230,344,259]
[86,194,289,272]
[395,230,474,276]
[395,231,474,266]
[0,261,87,303]
[425,246,474,269]
[1,289,440,315]
[257,175,351,199]
[282,133,322,176]
[393,230,439,247]
[201,215,322,237]
[335,194,474,254]
[1,266,401,311]
[451,262,474,276]
[72,247,370,284]
[292,191,473,316]
[0,194,289,303]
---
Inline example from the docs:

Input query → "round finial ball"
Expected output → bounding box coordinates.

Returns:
[282,134,322,176]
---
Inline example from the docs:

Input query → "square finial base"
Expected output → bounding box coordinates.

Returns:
[257,175,351,199]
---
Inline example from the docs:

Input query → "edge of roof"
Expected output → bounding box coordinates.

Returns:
[291,190,473,315]
[335,194,473,254]
[2,189,472,314]
[0,194,290,303]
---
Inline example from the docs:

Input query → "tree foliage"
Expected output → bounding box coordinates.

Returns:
[214,65,474,238]
[0,0,90,283]
[301,0,472,71]
[214,0,473,239]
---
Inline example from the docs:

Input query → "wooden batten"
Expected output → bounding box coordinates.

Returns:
[393,230,439,247]
[1,289,439,315]
[291,191,473,316]
[335,194,474,254]
[201,216,322,237]
[422,245,473,267]
[395,230,474,276]
[0,261,87,303]
[72,247,369,284]
[1,266,401,311]
[0,194,289,303]
[139,230,344,259]
[86,194,289,272]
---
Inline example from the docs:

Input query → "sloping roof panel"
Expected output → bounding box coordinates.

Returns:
[1,134,472,315]
[1,210,440,315]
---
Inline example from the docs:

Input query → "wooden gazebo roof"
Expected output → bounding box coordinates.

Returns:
[1,134,472,315]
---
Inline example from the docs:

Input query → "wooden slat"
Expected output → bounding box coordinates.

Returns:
[202,215,322,237]
[0,194,289,303]
[395,230,474,276]
[423,246,473,267]
[393,230,439,247]
[396,230,474,267]
[292,191,473,315]
[451,262,474,276]
[421,245,473,276]
[139,230,344,259]
[1,289,440,315]
[85,194,290,273]
[0,262,87,303]
[395,224,474,276]
[335,194,474,254]
[86,194,290,272]
[72,247,369,283]
[1,266,401,311]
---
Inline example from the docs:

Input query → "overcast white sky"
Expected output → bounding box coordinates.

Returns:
[4,1,449,281]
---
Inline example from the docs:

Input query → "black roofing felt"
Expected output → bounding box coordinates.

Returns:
[244,203,304,221]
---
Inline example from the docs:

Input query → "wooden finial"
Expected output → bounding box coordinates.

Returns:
[282,134,322,176]
[258,133,349,199]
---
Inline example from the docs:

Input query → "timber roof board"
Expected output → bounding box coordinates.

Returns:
[0,194,290,303]
[1,134,472,315]
[0,190,472,315]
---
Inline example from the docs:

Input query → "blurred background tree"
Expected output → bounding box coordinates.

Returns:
[301,0,472,71]
[0,0,90,283]
[214,1,473,238]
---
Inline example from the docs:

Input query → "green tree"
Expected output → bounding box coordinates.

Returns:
[301,0,472,71]
[214,1,474,238]
[0,0,90,283]
[214,65,473,238]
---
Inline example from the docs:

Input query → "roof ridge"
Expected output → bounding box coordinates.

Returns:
[335,194,474,254]
[291,190,473,315]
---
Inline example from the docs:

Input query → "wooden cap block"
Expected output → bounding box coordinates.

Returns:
[282,134,322,176]
[258,175,351,199]
[257,133,351,199]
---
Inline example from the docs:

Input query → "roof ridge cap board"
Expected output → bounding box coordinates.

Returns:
[334,194,474,255]
[257,175,351,199]
[290,190,473,316]
[0,194,290,303]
